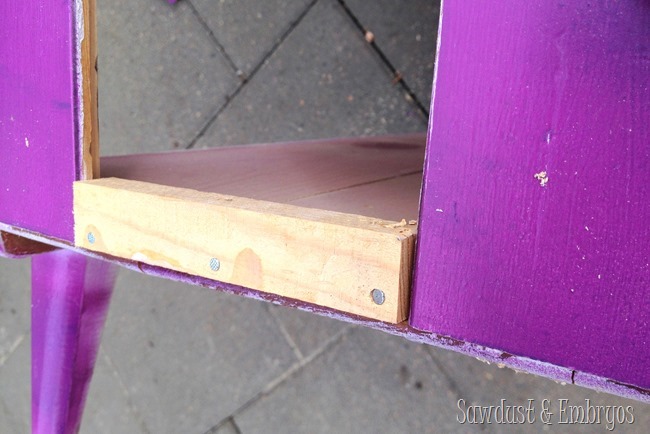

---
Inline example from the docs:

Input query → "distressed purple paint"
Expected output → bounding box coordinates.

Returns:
[32,250,117,434]
[3,221,648,402]
[105,261,650,403]
[412,0,650,391]
[0,2,82,242]
[108,262,643,402]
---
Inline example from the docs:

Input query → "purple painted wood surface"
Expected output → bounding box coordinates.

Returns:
[412,0,650,391]
[0,2,83,242]
[2,221,648,401]
[60,250,650,403]
[32,250,117,434]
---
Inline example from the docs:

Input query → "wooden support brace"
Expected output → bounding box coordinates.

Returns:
[73,177,414,323]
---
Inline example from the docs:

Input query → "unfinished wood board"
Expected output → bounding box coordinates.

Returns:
[291,173,422,222]
[0,231,55,258]
[101,134,425,205]
[74,178,416,323]
[81,0,100,179]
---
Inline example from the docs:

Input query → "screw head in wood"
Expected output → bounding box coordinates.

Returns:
[371,288,385,305]
[209,258,220,272]
[87,232,96,244]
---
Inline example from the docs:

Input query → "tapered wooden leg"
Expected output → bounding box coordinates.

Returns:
[32,250,117,434]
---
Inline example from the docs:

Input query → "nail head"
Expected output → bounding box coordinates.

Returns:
[371,288,385,305]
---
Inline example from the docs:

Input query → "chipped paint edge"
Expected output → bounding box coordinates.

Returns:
[1,222,648,403]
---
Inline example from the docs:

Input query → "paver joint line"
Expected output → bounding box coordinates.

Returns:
[185,0,320,150]
[203,324,355,432]
[336,0,430,118]
[186,0,243,79]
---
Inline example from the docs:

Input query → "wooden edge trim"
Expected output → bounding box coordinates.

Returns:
[73,178,415,323]
[81,0,99,179]
[0,231,57,257]
[398,233,415,322]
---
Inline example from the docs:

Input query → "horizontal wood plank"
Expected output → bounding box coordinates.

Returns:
[290,173,422,222]
[101,134,425,207]
[74,178,416,322]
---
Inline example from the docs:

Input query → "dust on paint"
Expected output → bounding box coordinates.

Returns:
[25,137,29,148]
[534,171,549,187]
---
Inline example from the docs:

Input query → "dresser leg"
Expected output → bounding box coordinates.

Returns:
[32,250,117,434]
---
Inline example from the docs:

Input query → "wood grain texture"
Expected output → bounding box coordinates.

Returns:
[291,173,422,222]
[1,222,647,401]
[0,231,55,258]
[101,134,425,204]
[0,1,96,242]
[74,178,416,323]
[412,0,650,390]
[81,0,99,179]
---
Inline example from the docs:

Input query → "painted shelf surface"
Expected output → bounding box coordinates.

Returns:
[74,135,425,323]
[0,1,97,243]
[411,0,650,392]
